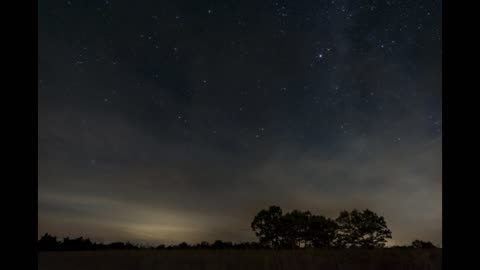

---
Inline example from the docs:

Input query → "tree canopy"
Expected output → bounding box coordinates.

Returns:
[335,209,392,248]
[251,206,392,249]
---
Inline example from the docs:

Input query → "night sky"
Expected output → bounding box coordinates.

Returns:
[38,0,442,246]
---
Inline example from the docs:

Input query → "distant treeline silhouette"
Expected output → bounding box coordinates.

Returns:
[38,234,265,251]
[38,206,439,251]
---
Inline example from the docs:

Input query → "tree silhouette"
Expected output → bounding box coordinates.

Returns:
[307,215,338,248]
[411,239,437,249]
[281,210,312,248]
[335,209,392,248]
[211,240,233,249]
[177,242,190,249]
[61,237,94,251]
[38,233,60,251]
[251,207,395,249]
[39,207,437,251]
[195,241,211,249]
[251,205,284,248]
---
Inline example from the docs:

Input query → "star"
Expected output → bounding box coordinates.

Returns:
[39,0,442,246]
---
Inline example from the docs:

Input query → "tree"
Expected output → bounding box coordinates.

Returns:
[195,241,210,249]
[212,240,233,249]
[38,233,60,251]
[177,242,190,249]
[307,215,338,248]
[107,242,126,250]
[125,241,138,249]
[335,209,392,248]
[411,240,437,249]
[251,205,284,248]
[281,210,312,248]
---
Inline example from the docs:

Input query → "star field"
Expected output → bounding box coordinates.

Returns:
[39,0,441,246]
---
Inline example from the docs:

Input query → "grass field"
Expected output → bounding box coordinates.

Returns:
[39,249,441,270]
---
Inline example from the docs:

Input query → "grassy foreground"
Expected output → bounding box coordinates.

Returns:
[39,249,441,270]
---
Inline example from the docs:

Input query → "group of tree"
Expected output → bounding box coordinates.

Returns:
[158,240,264,250]
[38,205,438,251]
[38,234,140,251]
[251,206,436,249]
[38,232,436,251]
[38,234,264,251]
[390,240,438,249]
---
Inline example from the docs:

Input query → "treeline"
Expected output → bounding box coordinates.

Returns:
[38,206,439,251]
[250,206,438,249]
[251,206,392,249]
[38,233,437,252]
[38,234,265,251]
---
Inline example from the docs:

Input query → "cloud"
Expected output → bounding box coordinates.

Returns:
[39,103,441,245]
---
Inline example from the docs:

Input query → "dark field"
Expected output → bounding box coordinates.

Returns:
[39,249,442,270]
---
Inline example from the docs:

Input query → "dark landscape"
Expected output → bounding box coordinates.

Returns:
[38,207,441,269]
[39,249,441,270]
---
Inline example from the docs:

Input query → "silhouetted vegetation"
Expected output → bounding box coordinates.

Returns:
[411,240,438,249]
[38,233,142,251]
[38,233,263,251]
[251,206,394,249]
[334,209,392,248]
[38,233,60,251]
[390,240,439,249]
[38,206,438,252]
